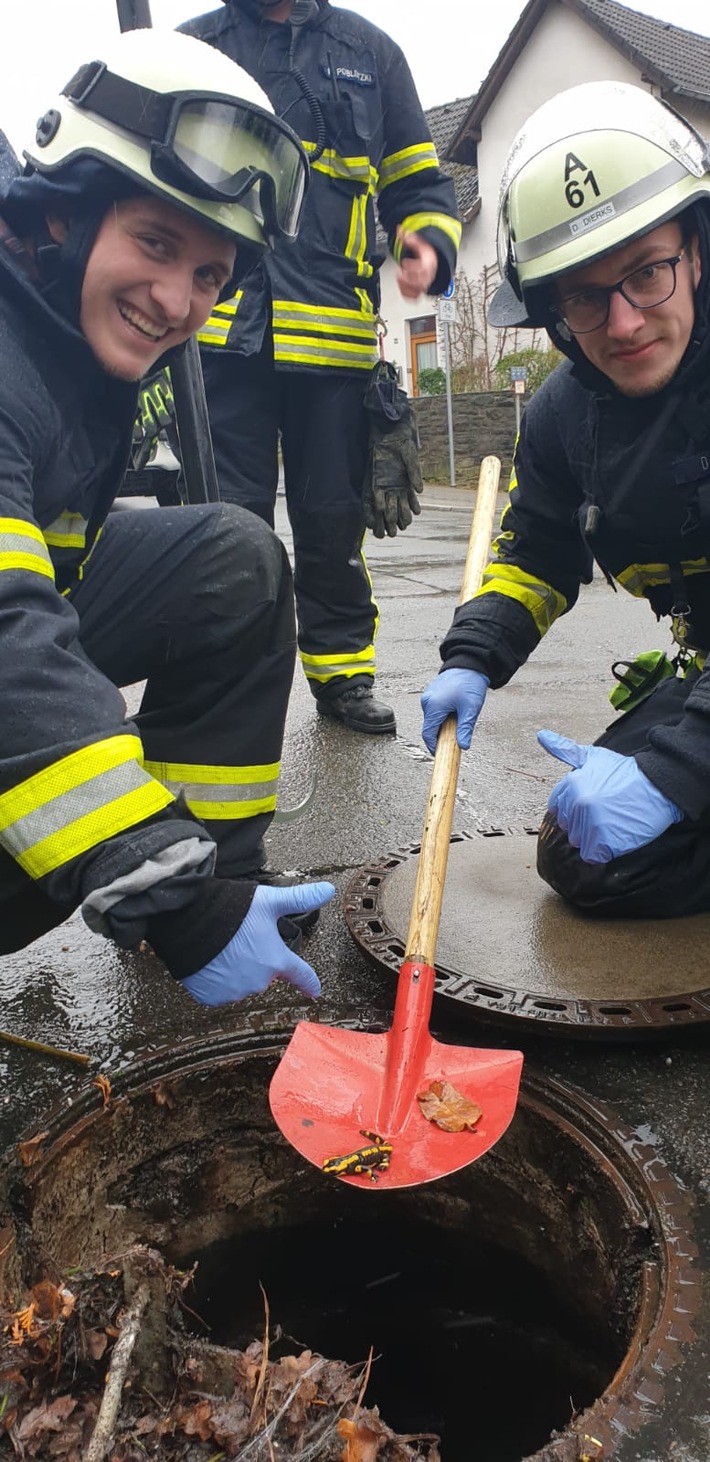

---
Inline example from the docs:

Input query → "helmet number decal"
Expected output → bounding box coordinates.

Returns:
[564,152,600,210]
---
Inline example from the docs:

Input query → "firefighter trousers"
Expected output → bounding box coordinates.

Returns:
[537,673,710,918]
[0,503,296,953]
[200,341,379,701]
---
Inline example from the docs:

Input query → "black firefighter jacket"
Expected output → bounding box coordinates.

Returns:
[440,342,710,824]
[0,213,220,950]
[181,1,461,370]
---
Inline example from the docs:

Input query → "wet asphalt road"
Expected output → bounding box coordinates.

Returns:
[0,486,708,1459]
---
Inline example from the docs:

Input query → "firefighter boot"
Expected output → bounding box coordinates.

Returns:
[317,684,397,735]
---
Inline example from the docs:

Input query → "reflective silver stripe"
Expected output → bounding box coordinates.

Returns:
[272,304,376,338]
[1,761,157,861]
[515,159,688,265]
[273,335,377,367]
[0,520,54,578]
[301,657,376,681]
[157,777,278,804]
[303,142,375,187]
[379,142,439,190]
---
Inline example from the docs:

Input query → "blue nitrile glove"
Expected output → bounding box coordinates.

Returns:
[421,669,489,755]
[182,881,335,1007]
[538,729,683,865]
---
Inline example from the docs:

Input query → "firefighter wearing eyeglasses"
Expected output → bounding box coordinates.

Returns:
[420,80,710,919]
[0,29,336,1005]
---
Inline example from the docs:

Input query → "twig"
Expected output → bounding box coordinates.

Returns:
[249,1283,271,1430]
[84,1280,150,1462]
[353,1346,373,1417]
[0,1030,91,1067]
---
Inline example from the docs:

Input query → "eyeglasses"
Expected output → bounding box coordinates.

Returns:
[555,252,686,335]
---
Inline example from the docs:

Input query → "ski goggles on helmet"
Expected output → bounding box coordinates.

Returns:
[61,61,309,243]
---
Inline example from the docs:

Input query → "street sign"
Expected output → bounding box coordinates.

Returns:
[513,379,525,395]
[509,366,527,382]
[438,297,457,323]
[442,277,456,300]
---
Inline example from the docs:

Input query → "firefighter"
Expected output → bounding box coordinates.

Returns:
[421,81,710,919]
[176,0,461,734]
[0,28,335,1007]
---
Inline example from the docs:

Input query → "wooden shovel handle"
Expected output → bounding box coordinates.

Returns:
[405,454,502,965]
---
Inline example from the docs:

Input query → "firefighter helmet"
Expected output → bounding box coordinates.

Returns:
[489,81,710,327]
[24,27,309,252]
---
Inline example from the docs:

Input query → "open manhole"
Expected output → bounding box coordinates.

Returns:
[0,1019,699,1462]
[344,832,710,1038]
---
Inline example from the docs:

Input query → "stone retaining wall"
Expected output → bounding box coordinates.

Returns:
[413,391,521,486]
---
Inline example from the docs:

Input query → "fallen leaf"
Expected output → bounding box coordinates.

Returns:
[85,1328,108,1361]
[417,1080,482,1132]
[151,1081,176,1110]
[338,1413,389,1462]
[16,1394,76,1442]
[17,1133,49,1168]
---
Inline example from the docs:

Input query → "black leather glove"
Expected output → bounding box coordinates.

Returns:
[132,367,175,470]
[362,361,423,538]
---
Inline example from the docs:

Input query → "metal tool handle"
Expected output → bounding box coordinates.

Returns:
[404,454,501,966]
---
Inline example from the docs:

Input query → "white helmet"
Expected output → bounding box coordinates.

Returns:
[489,81,710,327]
[23,28,309,252]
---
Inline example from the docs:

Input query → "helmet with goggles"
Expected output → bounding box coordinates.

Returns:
[489,81,710,329]
[23,27,309,254]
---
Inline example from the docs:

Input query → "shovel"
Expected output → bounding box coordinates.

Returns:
[269,456,524,1189]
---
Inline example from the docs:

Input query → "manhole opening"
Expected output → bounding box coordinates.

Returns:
[185,1211,616,1462]
[1,1031,695,1462]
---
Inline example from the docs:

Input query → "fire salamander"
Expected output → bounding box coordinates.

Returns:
[322,1130,393,1182]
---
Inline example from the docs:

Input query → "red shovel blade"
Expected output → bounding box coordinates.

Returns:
[269,1007,523,1191]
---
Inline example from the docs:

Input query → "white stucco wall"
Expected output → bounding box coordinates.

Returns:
[377,0,710,393]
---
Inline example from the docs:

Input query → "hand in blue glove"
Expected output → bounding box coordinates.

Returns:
[538,729,683,865]
[421,669,489,755]
[182,881,335,1007]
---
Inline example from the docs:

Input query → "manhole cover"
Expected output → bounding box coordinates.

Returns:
[344,831,710,1037]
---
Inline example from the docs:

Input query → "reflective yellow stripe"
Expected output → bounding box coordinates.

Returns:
[0,734,173,878]
[273,334,377,368]
[393,212,462,256]
[196,290,242,348]
[378,142,439,190]
[617,558,710,597]
[43,511,88,550]
[473,563,566,637]
[303,140,377,190]
[0,518,55,579]
[144,758,279,822]
[272,301,376,337]
[300,644,376,682]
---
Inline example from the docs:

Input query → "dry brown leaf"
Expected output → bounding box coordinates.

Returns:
[85,1328,108,1361]
[176,1397,213,1440]
[151,1081,176,1110]
[92,1074,112,1107]
[338,1413,389,1462]
[17,1132,49,1167]
[16,1394,76,1442]
[417,1080,482,1132]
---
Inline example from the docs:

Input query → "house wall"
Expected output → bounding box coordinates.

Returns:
[377,0,710,396]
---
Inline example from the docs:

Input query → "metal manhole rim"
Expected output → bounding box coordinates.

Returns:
[5,1038,700,1462]
[343,830,710,1036]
